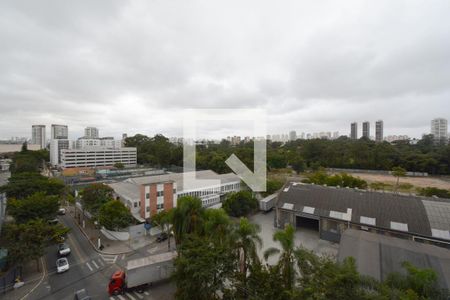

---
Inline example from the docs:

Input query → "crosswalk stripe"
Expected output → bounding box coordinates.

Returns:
[117,295,126,300]
[113,255,118,263]
[109,297,115,300]
[86,262,93,271]
[144,291,149,296]
[92,260,99,269]
[97,259,104,266]
[121,254,126,260]
[133,291,144,299]
[126,293,136,300]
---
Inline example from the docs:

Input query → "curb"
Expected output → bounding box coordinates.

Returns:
[68,211,154,256]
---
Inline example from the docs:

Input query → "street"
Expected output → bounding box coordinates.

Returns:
[14,213,175,300]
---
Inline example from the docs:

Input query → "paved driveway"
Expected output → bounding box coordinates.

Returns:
[249,211,339,265]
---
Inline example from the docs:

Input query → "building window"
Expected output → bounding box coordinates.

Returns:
[134,202,137,208]
[146,207,150,212]
[173,189,176,194]
[157,191,164,197]
[157,203,164,209]
[146,193,150,199]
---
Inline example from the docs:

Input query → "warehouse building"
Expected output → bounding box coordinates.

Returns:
[276,182,450,248]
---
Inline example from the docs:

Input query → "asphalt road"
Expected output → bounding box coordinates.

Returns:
[25,214,175,300]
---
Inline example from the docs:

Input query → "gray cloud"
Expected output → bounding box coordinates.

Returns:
[0,0,449,140]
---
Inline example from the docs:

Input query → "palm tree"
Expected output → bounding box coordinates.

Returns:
[172,196,204,245]
[203,208,231,245]
[264,224,296,291]
[392,166,406,193]
[233,218,262,298]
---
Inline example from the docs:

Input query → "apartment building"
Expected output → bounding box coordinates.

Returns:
[31,125,46,149]
[108,170,241,221]
[375,120,383,142]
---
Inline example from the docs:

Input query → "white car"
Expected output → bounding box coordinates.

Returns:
[58,208,66,215]
[58,243,71,256]
[56,257,69,273]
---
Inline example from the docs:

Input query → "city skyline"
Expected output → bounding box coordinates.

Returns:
[1,1,449,140]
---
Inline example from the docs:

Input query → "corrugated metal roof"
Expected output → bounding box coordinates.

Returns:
[277,182,450,239]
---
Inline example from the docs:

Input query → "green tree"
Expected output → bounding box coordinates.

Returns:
[417,187,450,199]
[98,200,133,231]
[0,172,64,199]
[264,224,296,292]
[113,162,125,169]
[172,196,205,245]
[263,179,284,197]
[80,183,114,216]
[7,192,59,223]
[233,218,262,298]
[151,209,174,250]
[222,191,258,217]
[290,157,306,174]
[3,219,67,271]
[392,166,407,193]
[174,234,235,300]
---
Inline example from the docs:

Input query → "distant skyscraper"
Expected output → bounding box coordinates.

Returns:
[350,122,358,140]
[51,124,68,139]
[362,121,370,139]
[31,125,46,149]
[289,130,297,141]
[375,120,384,142]
[431,118,448,144]
[84,127,99,139]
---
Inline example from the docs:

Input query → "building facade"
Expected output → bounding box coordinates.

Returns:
[50,139,70,166]
[84,127,99,139]
[60,147,137,168]
[350,122,358,139]
[362,121,370,139]
[431,118,448,144]
[31,125,46,149]
[289,131,297,141]
[51,124,68,139]
[109,170,241,221]
[375,120,383,142]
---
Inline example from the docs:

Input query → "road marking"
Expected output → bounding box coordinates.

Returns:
[86,262,93,271]
[126,293,136,300]
[100,254,119,264]
[133,291,144,299]
[110,297,115,300]
[117,295,126,300]
[98,259,104,266]
[92,260,99,269]
[67,231,85,263]
[19,257,47,300]
[144,291,149,296]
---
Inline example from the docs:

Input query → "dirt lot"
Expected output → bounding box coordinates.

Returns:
[347,173,450,190]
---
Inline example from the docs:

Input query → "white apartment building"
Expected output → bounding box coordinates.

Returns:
[31,125,46,149]
[60,147,137,168]
[84,127,99,139]
[51,124,68,139]
[74,138,122,149]
[431,118,448,144]
[50,139,70,166]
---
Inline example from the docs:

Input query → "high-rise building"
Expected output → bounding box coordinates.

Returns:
[350,122,358,140]
[84,127,99,139]
[431,118,448,144]
[289,130,297,141]
[362,121,370,139]
[375,120,384,142]
[50,139,70,166]
[31,125,46,149]
[51,124,68,139]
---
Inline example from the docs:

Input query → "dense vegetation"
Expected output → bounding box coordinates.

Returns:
[222,191,258,217]
[125,134,450,175]
[157,196,448,300]
[303,171,368,189]
[1,148,68,270]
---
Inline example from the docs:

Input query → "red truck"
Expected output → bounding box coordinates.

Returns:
[108,251,177,295]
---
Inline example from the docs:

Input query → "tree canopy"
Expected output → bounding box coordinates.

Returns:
[80,183,114,216]
[0,172,65,199]
[7,192,59,223]
[98,200,134,230]
[222,191,258,217]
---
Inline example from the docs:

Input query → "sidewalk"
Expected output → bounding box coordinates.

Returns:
[67,206,156,255]
[2,258,45,300]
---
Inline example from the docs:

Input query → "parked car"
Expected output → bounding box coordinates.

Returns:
[48,218,59,225]
[56,257,69,273]
[58,243,71,256]
[74,288,91,300]
[156,232,168,243]
[58,208,66,215]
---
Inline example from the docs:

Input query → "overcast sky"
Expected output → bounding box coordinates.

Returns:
[0,0,449,140]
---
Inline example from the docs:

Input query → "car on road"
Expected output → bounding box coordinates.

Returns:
[56,257,69,273]
[48,218,59,225]
[58,208,66,215]
[156,232,168,242]
[58,243,71,256]
[74,288,91,300]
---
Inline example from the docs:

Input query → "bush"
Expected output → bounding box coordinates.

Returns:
[417,187,450,199]
[222,191,258,217]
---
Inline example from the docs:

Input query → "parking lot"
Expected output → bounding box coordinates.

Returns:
[249,210,339,265]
